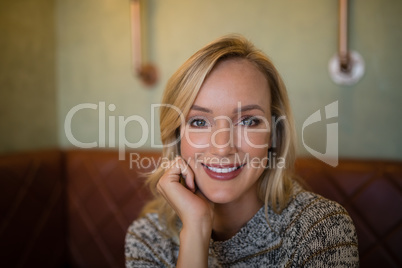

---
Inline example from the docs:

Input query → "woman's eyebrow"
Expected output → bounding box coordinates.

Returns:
[233,104,265,114]
[190,104,265,114]
[190,105,212,113]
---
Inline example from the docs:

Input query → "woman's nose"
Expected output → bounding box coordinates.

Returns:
[209,121,237,156]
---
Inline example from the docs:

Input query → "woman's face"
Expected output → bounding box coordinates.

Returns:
[180,58,271,206]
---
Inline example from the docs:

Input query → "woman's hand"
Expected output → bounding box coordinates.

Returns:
[157,156,213,268]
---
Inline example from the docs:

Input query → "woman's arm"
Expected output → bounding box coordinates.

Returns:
[157,157,214,268]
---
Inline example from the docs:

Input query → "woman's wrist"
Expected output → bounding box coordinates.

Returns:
[180,222,212,245]
[177,225,211,268]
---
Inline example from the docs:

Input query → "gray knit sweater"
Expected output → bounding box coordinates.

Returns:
[125,188,359,267]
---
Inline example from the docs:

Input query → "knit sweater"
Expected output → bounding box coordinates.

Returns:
[125,188,359,267]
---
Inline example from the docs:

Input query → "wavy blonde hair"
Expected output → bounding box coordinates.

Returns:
[141,34,297,237]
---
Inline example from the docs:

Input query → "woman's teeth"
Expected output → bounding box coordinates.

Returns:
[205,165,239,173]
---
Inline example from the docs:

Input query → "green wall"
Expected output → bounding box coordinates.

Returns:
[57,0,402,160]
[2,0,401,160]
[0,0,57,153]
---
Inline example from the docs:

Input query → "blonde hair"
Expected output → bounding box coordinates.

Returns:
[141,34,297,237]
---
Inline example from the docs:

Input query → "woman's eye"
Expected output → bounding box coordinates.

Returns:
[239,117,260,127]
[189,119,208,127]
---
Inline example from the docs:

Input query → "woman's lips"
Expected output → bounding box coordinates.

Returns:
[201,163,245,181]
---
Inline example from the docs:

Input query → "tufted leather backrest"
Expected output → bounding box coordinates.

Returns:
[64,150,156,268]
[0,150,67,268]
[0,150,401,267]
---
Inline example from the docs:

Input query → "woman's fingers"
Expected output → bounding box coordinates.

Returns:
[157,156,214,240]
[174,157,195,192]
[160,157,195,191]
[157,156,194,199]
[156,157,200,219]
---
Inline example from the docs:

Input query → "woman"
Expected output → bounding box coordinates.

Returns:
[125,35,359,267]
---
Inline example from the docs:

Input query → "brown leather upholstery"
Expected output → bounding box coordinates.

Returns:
[64,150,155,268]
[0,150,66,268]
[0,149,401,267]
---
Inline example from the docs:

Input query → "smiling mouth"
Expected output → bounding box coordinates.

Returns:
[201,163,245,173]
[201,163,246,180]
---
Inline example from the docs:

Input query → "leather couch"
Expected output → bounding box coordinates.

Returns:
[0,149,401,267]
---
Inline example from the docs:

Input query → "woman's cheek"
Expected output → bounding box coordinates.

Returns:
[181,130,211,157]
[239,131,270,152]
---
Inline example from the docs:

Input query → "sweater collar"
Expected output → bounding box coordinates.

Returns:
[209,206,282,264]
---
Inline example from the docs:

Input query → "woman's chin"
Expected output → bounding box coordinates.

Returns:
[199,188,237,205]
